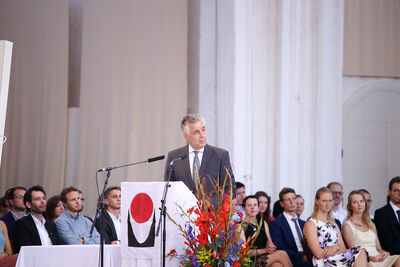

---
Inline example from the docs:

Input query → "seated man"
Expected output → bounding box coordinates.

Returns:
[55,187,100,244]
[95,186,121,244]
[13,185,60,253]
[0,186,27,242]
[374,176,400,255]
[235,182,246,219]
[269,187,309,267]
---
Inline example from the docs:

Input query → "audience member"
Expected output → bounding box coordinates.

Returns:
[0,197,10,217]
[358,189,373,219]
[255,191,274,224]
[0,220,17,267]
[45,196,64,221]
[239,195,293,267]
[78,190,93,222]
[95,186,121,244]
[0,186,27,241]
[269,188,309,267]
[272,200,284,218]
[327,182,347,225]
[13,186,61,253]
[235,182,246,218]
[295,194,305,219]
[303,187,369,267]
[55,187,100,244]
[343,190,400,267]
[374,176,400,255]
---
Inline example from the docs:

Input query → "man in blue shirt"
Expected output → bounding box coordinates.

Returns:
[55,187,100,244]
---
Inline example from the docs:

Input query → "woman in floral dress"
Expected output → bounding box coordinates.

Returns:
[303,187,370,267]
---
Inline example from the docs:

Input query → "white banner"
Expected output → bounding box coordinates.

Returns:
[121,181,197,267]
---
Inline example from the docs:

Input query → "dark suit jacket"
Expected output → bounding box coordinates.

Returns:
[95,211,118,244]
[13,214,61,253]
[0,212,16,241]
[269,214,310,267]
[374,204,400,255]
[164,144,235,205]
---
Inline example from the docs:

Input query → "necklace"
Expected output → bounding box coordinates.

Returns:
[350,219,362,227]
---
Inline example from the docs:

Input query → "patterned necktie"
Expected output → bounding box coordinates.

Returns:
[291,217,303,239]
[396,210,400,224]
[193,151,200,180]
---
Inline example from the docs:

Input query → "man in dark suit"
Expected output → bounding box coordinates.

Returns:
[374,176,400,255]
[13,185,60,253]
[269,187,310,267]
[95,186,121,244]
[164,113,235,205]
[0,186,27,242]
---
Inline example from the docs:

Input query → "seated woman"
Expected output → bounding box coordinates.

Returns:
[0,220,17,267]
[255,191,275,224]
[303,187,370,267]
[239,195,293,267]
[45,195,65,221]
[342,190,400,267]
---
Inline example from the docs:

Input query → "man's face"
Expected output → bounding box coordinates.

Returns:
[236,187,246,204]
[361,192,371,209]
[329,184,343,206]
[389,182,400,205]
[295,196,305,217]
[183,121,207,150]
[10,189,26,212]
[104,189,121,210]
[280,192,297,213]
[64,191,82,213]
[27,190,46,215]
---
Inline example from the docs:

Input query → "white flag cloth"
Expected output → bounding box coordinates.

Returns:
[121,181,197,267]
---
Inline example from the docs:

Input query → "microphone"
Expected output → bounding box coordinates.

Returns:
[169,154,187,166]
[148,155,165,163]
[98,155,165,172]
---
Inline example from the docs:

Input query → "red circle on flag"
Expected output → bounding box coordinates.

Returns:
[130,193,153,223]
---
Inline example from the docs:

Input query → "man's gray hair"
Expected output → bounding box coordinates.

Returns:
[181,113,206,134]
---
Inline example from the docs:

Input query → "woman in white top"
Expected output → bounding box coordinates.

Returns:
[303,187,370,267]
[342,190,400,267]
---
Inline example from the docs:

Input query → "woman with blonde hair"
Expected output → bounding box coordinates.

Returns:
[303,187,370,267]
[342,190,400,266]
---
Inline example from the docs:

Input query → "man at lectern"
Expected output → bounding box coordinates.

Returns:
[164,113,235,205]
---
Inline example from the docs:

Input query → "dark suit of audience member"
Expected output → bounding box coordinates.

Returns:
[13,214,60,253]
[0,212,16,242]
[95,211,118,244]
[374,203,400,255]
[270,214,310,267]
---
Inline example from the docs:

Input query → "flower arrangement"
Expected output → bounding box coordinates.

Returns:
[167,169,259,267]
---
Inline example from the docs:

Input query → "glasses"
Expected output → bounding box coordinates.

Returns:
[13,195,24,199]
[332,191,343,196]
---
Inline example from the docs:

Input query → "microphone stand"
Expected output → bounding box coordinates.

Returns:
[156,163,174,267]
[90,155,165,267]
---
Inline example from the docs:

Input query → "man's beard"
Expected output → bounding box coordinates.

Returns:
[14,205,26,212]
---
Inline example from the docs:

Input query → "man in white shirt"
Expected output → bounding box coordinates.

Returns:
[269,187,309,267]
[13,185,60,253]
[327,182,347,225]
[95,186,121,244]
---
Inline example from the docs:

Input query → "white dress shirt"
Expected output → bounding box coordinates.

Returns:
[31,214,53,246]
[390,200,400,222]
[107,211,121,241]
[332,205,348,224]
[188,145,204,178]
[282,212,303,252]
